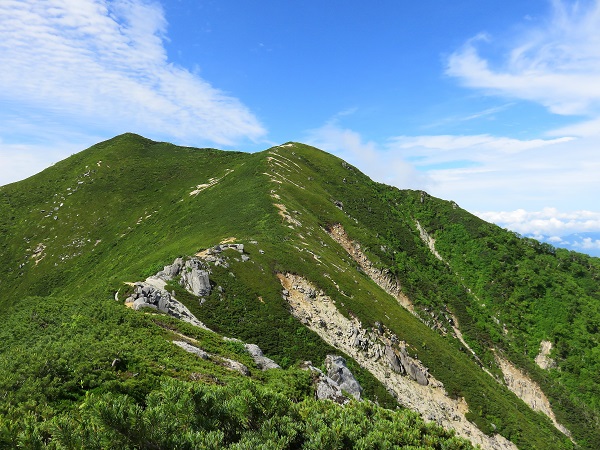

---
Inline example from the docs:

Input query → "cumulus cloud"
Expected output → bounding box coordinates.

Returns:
[475,208,600,236]
[446,1,600,118]
[0,0,265,146]
[305,115,599,214]
[572,237,600,251]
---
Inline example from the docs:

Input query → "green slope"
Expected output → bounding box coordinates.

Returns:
[0,134,598,448]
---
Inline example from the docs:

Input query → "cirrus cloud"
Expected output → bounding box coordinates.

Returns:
[0,0,266,147]
[446,1,600,117]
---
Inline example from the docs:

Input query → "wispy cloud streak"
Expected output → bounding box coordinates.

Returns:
[447,1,600,118]
[0,0,265,146]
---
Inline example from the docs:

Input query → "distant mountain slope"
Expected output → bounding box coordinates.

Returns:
[0,134,598,449]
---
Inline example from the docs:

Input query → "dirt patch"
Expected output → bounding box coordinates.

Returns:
[535,340,556,370]
[274,203,301,227]
[189,169,234,196]
[495,353,571,437]
[326,223,413,312]
[279,272,516,450]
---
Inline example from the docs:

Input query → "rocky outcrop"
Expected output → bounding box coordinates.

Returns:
[244,343,281,370]
[415,220,443,262]
[180,259,211,297]
[151,257,211,297]
[195,243,248,268]
[173,340,209,359]
[124,282,209,330]
[279,272,517,450]
[221,357,250,376]
[495,354,571,437]
[124,255,214,329]
[301,358,362,405]
[325,355,362,400]
[173,340,249,376]
[154,257,184,281]
[326,223,413,312]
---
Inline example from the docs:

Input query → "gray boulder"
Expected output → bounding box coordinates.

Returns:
[301,361,350,404]
[316,375,349,404]
[245,344,281,370]
[221,357,250,376]
[155,257,184,280]
[399,347,429,386]
[125,282,209,330]
[325,355,363,400]
[173,340,209,359]
[385,345,405,374]
[180,258,211,296]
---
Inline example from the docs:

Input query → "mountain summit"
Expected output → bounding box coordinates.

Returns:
[1,134,598,448]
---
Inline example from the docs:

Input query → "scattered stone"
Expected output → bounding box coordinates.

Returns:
[245,344,281,370]
[221,357,250,376]
[173,341,209,359]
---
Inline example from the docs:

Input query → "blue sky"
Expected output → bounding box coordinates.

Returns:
[1,0,600,254]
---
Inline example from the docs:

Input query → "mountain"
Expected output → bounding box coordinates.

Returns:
[1,133,599,449]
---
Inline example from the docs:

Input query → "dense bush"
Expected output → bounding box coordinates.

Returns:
[4,378,473,449]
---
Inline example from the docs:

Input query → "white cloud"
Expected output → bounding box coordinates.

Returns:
[0,0,265,148]
[549,116,600,137]
[475,208,600,236]
[0,138,92,186]
[387,132,597,212]
[390,134,573,155]
[305,115,600,214]
[572,237,600,251]
[447,1,600,118]
[441,1,600,227]
[305,120,431,190]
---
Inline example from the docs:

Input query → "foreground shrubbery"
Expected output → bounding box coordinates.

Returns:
[2,378,472,450]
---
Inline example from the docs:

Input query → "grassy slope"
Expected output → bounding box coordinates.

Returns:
[0,135,597,448]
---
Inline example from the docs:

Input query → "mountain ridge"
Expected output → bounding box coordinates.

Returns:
[1,133,598,448]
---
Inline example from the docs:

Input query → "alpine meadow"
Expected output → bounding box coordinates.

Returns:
[1,133,599,449]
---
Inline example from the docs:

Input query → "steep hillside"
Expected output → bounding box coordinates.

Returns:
[0,134,598,449]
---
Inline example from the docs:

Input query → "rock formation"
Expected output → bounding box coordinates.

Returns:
[279,272,517,450]
[301,357,363,405]
[325,355,363,399]
[327,223,413,312]
[244,343,281,370]
[124,282,209,330]
[180,258,211,297]
[173,340,249,375]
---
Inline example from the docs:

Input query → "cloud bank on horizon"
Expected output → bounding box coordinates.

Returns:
[307,0,600,245]
[1,0,599,252]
